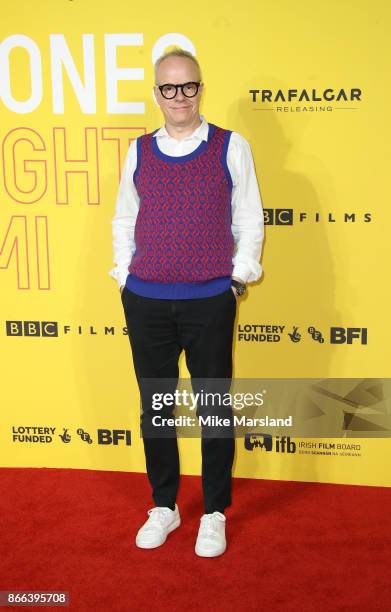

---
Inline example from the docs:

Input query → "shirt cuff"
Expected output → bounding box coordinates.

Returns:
[232,263,250,284]
[109,267,129,289]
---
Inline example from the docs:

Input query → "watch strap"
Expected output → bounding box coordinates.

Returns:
[231,279,246,295]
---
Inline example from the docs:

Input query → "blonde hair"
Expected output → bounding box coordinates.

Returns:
[154,49,202,83]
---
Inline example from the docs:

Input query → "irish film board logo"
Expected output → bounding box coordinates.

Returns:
[244,433,296,453]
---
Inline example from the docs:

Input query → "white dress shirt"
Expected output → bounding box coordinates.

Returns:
[109,114,264,289]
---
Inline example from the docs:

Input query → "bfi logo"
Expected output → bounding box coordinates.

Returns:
[330,327,367,344]
[6,320,58,336]
[97,429,131,445]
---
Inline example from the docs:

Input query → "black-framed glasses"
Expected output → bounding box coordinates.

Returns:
[157,81,201,99]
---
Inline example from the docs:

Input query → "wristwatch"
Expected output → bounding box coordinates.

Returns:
[231,279,247,296]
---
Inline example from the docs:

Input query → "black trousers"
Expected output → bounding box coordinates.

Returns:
[121,285,237,514]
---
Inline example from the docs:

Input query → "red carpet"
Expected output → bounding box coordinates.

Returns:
[0,468,390,611]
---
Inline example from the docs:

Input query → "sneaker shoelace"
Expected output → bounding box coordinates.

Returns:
[199,512,225,539]
[143,507,173,531]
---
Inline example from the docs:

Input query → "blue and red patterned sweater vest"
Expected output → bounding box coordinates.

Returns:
[125,122,234,299]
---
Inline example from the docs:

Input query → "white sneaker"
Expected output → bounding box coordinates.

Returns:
[195,511,227,557]
[135,504,180,549]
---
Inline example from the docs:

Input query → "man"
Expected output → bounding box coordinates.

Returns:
[109,49,264,557]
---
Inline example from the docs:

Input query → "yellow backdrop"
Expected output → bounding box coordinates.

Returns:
[1,0,390,487]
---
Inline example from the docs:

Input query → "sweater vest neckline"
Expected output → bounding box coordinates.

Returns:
[151,122,215,163]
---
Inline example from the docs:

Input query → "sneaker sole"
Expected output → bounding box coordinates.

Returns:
[135,517,181,549]
[195,542,227,558]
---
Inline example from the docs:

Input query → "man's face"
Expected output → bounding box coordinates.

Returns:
[154,57,203,128]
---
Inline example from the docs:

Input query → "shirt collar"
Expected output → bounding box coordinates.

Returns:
[153,114,209,142]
